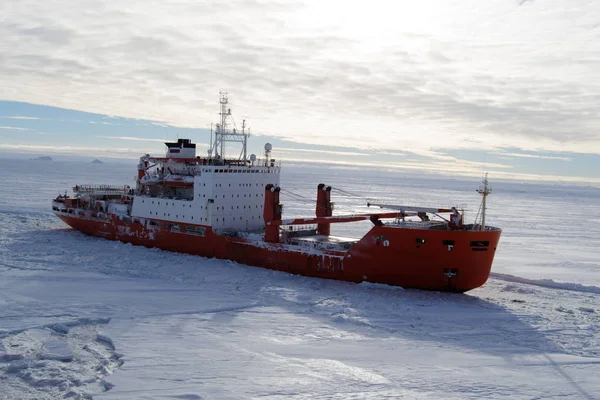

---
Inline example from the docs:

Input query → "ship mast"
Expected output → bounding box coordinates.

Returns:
[475,173,492,231]
[209,92,249,162]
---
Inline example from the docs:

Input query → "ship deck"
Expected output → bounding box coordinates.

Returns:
[386,220,448,230]
[288,235,358,251]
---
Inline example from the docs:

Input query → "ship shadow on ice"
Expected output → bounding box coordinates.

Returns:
[263,277,565,359]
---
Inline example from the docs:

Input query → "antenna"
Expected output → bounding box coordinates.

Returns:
[208,123,213,158]
[475,173,492,231]
[264,143,272,167]
[208,92,249,162]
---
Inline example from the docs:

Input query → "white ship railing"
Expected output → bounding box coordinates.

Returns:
[74,184,130,196]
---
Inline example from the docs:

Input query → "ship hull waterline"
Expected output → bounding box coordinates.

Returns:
[55,212,501,293]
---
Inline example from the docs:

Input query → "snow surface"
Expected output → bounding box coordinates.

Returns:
[0,157,599,399]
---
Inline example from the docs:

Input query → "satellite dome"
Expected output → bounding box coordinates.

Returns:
[264,143,272,151]
[250,154,257,162]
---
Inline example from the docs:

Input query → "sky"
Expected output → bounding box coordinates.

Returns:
[1,0,599,183]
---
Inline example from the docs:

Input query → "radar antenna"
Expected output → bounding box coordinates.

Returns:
[209,92,249,162]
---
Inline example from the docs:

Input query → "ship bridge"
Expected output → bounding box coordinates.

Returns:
[130,93,281,232]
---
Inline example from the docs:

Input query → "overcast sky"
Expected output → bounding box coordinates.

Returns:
[1,0,599,180]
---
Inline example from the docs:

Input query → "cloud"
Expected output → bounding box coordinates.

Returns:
[276,147,367,157]
[279,153,600,185]
[0,143,157,159]
[1,0,599,157]
[97,136,170,143]
[495,152,571,161]
[1,116,40,120]
[0,126,31,131]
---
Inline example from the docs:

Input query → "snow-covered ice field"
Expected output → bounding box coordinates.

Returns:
[1,157,599,399]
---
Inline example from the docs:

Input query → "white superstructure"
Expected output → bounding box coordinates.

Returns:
[131,163,280,231]
[130,93,281,232]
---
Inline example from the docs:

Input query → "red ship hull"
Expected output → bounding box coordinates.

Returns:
[55,212,501,292]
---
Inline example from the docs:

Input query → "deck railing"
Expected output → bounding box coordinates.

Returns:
[73,185,130,195]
